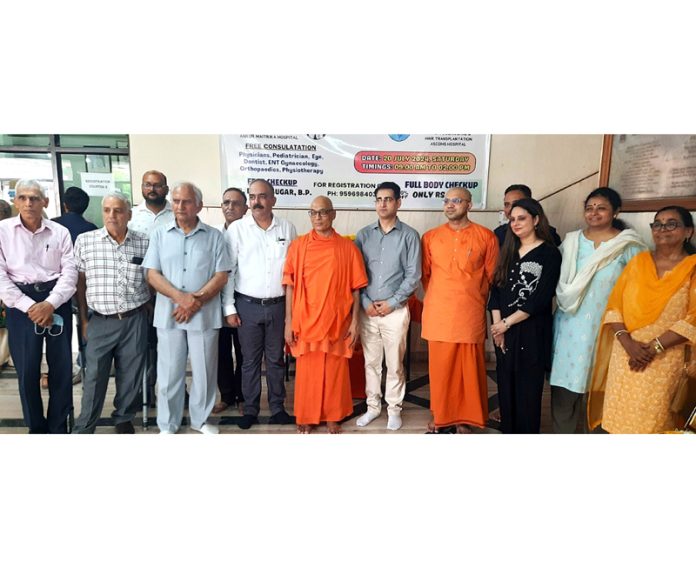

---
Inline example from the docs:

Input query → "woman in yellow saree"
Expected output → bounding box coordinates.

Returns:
[588,206,696,433]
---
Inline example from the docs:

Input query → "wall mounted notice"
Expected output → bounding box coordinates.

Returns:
[221,134,490,210]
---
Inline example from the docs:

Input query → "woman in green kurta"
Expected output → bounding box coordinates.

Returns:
[550,188,645,433]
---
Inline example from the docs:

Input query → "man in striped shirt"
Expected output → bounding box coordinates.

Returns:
[72,191,150,433]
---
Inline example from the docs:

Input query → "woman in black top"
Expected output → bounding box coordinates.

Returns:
[488,198,561,433]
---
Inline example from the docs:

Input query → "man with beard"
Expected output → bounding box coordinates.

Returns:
[128,170,175,407]
[421,187,498,434]
[128,170,174,237]
[222,179,297,429]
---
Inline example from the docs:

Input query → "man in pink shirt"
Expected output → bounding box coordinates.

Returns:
[0,179,77,433]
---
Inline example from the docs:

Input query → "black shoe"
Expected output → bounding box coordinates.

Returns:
[115,421,135,434]
[269,410,294,425]
[238,415,259,430]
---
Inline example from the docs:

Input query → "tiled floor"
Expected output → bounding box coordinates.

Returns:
[0,356,555,434]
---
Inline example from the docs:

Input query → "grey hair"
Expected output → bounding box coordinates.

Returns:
[171,181,203,206]
[15,179,46,197]
[101,191,132,211]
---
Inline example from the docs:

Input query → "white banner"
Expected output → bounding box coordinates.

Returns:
[221,134,490,210]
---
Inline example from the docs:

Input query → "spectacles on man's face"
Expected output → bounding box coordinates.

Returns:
[142,182,167,190]
[308,209,334,218]
[650,220,684,232]
[443,197,468,205]
[375,196,395,204]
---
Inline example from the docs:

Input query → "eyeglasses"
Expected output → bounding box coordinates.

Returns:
[443,197,469,205]
[650,220,684,231]
[34,314,64,337]
[308,209,334,218]
[142,182,167,190]
[375,196,395,204]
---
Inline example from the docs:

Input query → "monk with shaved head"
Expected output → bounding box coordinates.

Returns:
[421,187,499,433]
[283,196,368,433]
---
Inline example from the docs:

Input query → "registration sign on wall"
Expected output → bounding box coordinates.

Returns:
[221,134,490,210]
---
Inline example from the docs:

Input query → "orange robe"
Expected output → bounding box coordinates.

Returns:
[421,222,498,427]
[283,229,368,424]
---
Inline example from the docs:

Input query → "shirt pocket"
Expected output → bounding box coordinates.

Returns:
[124,262,146,292]
[42,247,63,271]
[272,239,289,259]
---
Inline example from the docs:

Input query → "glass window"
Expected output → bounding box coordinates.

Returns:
[0,134,51,147]
[60,153,132,228]
[57,134,129,149]
[0,152,59,217]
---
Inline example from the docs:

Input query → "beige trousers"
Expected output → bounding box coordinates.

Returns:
[359,305,410,416]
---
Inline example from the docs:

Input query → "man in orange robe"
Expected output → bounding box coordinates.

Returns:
[283,196,368,433]
[421,188,499,433]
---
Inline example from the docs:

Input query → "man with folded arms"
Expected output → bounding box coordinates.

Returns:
[145,182,230,434]
[354,182,421,431]
[72,191,150,434]
[0,179,77,433]
[283,196,368,434]
[222,179,297,429]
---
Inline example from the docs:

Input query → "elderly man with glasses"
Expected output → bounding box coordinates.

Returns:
[0,179,77,433]
[421,187,498,434]
[222,179,297,429]
[354,181,421,431]
[283,195,368,433]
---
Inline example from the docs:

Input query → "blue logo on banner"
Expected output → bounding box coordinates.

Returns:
[389,134,410,142]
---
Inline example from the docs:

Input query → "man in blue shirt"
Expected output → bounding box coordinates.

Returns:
[354,182,421,430]
[144,182,231,434]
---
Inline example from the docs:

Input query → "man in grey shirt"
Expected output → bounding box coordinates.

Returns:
[354,182,421,430]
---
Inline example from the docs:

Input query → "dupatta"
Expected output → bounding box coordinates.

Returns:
[587,251,696,429]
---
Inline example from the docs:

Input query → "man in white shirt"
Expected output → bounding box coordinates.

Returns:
[128,170,175,406]
[213,187,248,413]
[128,170,174,237]
[222,179,297,429]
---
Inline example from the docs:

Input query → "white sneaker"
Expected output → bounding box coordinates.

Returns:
[356,410,380,427]
[159,429,175,435]
[191,423,220,435]
[387,414,402,431]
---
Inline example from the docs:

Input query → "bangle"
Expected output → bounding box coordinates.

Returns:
[502,318,510,329]
[614,329,629,338]
[653,337,665,354]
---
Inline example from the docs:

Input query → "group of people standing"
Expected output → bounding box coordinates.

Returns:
[0,174,694,434]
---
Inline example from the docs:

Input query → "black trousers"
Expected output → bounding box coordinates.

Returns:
[496,355,545,434]
[217,326,243,405]
[6,293,73,434]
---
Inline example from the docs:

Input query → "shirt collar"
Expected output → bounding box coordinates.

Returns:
[166,218,206,235]
[99,226,132,244]
[13,215,52,234]
[371,217,402,233]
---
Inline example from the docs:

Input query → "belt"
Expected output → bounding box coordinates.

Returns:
[15,279,58,293]
[93,305,145,320]
[234,292,285,306]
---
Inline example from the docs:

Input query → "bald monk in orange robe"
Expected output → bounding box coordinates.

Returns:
[421,187,499,433]
[283,196,368,433]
